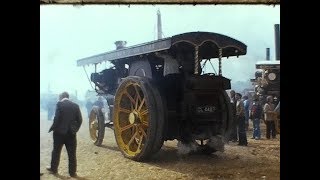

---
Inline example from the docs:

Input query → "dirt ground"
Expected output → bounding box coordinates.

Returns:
[40,109,280,180]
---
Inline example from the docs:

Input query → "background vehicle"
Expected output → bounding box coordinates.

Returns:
[251,24,280,133]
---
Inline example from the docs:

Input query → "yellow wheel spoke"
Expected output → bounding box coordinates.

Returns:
[133,84,142,101]
[135,94,139,110]
[127,131,138,147]
[139,126,147,138]
[140,109,149,116]
[137,133,143,151]
[89,118,98,141]
[90,122,94,128]
[141,120,148,127]
[120,123,135,132]
[138,97,145,112]
[133,85,142,110]
[124,91,136,106]
[131,125,136,135]
[90,121,98,130]
[130,101,134,111]
[119,107,131,114]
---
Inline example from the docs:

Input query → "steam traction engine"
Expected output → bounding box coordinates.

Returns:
[77,32,247,161]
[251,60,280,133]
[252,60,280,99]
[251,24,280,133]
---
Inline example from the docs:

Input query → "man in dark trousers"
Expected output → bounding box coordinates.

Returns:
[235,93,247,146]
[229,90,238,142]
[250,95,263,140]
[46,92,83,177]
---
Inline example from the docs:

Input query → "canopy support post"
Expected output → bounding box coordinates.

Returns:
[218,48,222,76]
[194,45,199,74]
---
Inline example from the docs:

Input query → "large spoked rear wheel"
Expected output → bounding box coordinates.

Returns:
[113,76,164,161]
[89,106,105,146]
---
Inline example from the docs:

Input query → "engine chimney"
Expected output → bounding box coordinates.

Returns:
[274,24,280,60]
[114,41,127,50]
[266,48,270,60]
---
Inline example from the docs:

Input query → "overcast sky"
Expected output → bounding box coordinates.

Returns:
[40,5,280,100]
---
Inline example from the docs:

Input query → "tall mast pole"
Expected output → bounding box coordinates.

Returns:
[157,9,162,40]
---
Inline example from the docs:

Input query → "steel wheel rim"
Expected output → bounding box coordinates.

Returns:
[114,82,149,157]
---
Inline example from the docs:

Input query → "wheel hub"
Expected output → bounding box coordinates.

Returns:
[129,112,135,124]
[129,111,141,124]
[91,121,98,130]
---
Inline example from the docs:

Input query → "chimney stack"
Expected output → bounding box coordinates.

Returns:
[114,41,127,50]
[266,48,270,60]
[274,24,280,60]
